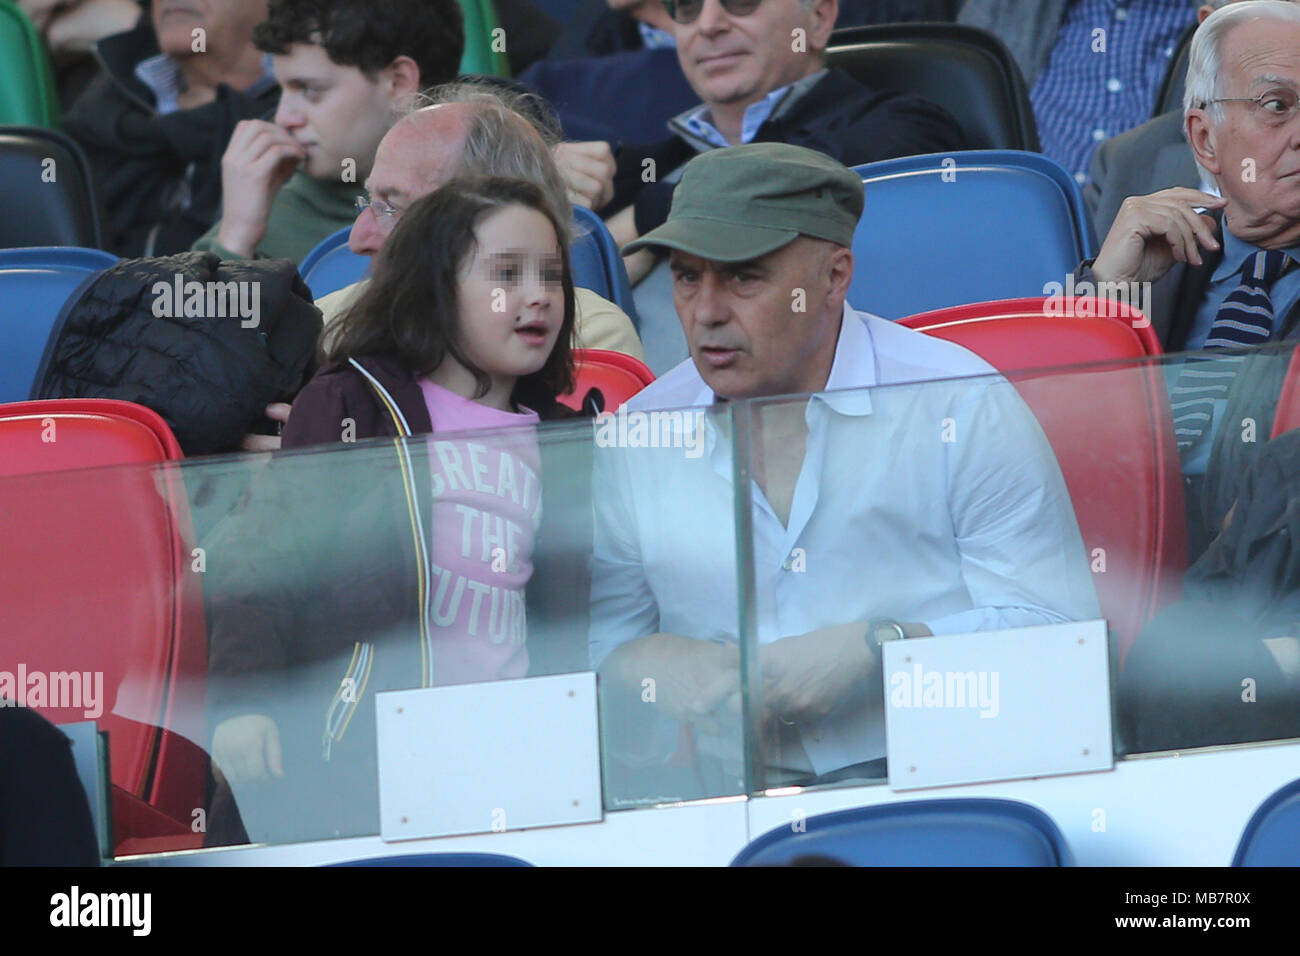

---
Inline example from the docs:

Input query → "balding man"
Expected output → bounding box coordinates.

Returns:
[1082,0,1300,553]
[314,83,644,363]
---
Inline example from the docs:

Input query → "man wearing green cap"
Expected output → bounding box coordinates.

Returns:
[589,143,1099,791]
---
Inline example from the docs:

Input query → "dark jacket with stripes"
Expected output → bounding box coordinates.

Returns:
[1075,214,1300,551]
[204,353,597,843]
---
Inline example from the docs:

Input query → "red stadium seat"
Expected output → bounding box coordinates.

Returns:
[1269,347,1300,439]
[0,399,207,854]
[900,297,1185,665]
[560,348,656,411]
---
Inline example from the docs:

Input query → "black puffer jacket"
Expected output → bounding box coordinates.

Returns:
[35,252,321,455]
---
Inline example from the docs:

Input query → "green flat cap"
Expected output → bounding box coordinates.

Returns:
[623,142,864,261]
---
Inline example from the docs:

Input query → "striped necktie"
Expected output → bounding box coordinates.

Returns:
[1171,249,1293,453]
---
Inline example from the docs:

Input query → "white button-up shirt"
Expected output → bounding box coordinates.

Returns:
[589,304,1101,775]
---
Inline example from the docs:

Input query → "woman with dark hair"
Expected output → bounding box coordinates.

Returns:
[204,177,599,845]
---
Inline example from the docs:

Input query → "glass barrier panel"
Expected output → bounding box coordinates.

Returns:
[6,341,1300,859]
[590,402,747,808]
[731,344,1300,795]
[0,408,748,859]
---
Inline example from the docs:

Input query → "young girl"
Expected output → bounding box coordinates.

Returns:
[207,177,596,842]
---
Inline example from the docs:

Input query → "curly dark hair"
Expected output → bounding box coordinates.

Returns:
[255,0,464,89]
[327,177,577,413]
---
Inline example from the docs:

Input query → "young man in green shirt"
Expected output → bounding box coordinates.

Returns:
[193,0,464,262]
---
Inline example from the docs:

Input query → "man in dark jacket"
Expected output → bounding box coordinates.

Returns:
[606,0,964,262]
[545,0,961,61]
[63,1,279,256]
[602,0,965,371]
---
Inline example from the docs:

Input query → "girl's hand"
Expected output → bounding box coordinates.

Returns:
[240,403,292,452]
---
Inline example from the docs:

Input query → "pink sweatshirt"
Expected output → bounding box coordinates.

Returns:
[418,380,542,686]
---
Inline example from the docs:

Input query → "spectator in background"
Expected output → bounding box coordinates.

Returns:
[1079,1,1300,556]
[545,0,963,60]
[601,0,965,372]
[960,0,1197,186]
[192,0,464,262]
[64,0,278,256]
[17,0,140,108]
[1085,0,1296,239]
[318,83,645,361]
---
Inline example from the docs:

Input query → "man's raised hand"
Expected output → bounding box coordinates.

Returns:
[1093,187,1226,286]
[216,120,308,258]
[553,141,617,211]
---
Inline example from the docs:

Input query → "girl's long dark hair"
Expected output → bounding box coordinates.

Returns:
[327,176,577,413]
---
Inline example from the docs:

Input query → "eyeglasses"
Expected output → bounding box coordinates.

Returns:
[661,0,762,25]
[354,194,403,233]
[1205,87,1300,128]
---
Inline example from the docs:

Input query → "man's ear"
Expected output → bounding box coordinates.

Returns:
[382,56,422,99]
[1186,108,1222,177]
[825,244,853,304]
[807,0,839,55]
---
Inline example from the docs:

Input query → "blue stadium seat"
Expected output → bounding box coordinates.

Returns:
[828,22,1039,151]
[1232,777,1300,866]
[0,247,117,403]
[731,798,1075,867]
[848,150,1096,319]
[572,205,639,329]
[327,852,533,866]
[298,227,367,300]
[300,210,640,329]
[0,127,103,249]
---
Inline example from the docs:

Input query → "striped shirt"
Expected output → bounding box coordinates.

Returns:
[638,22,676,49]
[1030,0,1194,185]
[1176,223,1300,475]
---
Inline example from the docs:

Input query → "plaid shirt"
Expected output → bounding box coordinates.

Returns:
[1030,0,1194,185]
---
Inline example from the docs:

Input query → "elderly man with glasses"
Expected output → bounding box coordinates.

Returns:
[1079,0,1300,556]
[600,0,967,372]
